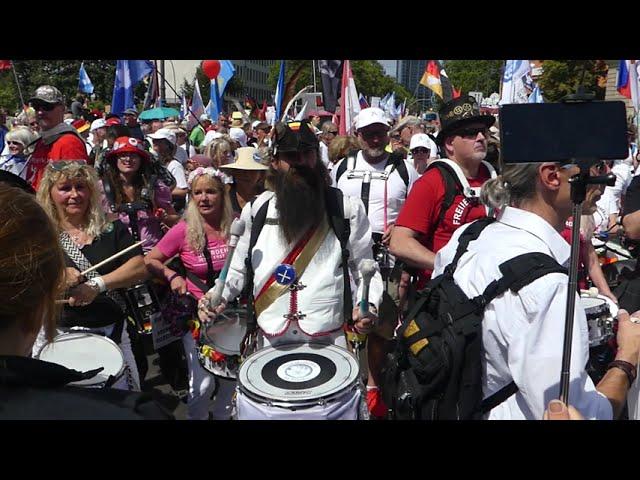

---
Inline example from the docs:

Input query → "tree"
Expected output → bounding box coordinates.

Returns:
[444,60,503,97]
[537,60,607,102]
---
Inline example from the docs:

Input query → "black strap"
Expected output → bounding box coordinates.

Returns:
[360,174,372,216]
[246,198,270,330]
[385,152,410,191]
[426,162,464,228]
[479,381,519,414]
[334,151,358,184]
[201,234,217,289]
[445,217,496,276]
[325,187,352,325]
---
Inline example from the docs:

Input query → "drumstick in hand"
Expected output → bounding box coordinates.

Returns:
[359,259,379,315]
[79,241,144,276]
[208,218,246,309]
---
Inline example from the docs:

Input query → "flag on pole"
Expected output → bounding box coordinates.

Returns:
[112,60,154,115]
[359,93,369,109]
[206,79,223,122]
[0,60,11,71]
[180,94,188,121]
[617,60,632,99]
[500,60,532,105]
[187,78,205,129]
[215,60,235,99]
[318,60,342,113]
[528,85,544,103]
[338,60,361,136]
[420,60,443,99]
[78,62,94,95]
[274,61,286,124]
[629,60,639,114]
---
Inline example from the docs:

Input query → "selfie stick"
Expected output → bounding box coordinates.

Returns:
[559,161,615,404]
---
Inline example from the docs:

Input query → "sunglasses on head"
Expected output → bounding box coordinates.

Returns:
[453,126,488,138]
[47,160,88,172]
[31,102,57,112]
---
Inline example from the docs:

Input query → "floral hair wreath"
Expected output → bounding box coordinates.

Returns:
[187,167,225,189]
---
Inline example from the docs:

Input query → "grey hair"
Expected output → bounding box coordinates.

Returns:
[390,115,421,134]
[480,163,540,210]
[6,126,37,147]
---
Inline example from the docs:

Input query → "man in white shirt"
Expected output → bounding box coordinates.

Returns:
[148,128,188,210]
[330,107,419,418]
[433,161,640,420]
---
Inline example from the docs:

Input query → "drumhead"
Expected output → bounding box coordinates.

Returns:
[580,296,606,312]
[37,332,125,387]
[238,343,359,406]
[201,308,247,356]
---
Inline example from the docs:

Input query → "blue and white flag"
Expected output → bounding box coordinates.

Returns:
[274,60,286,124]
[216,60,235,98]
[499,60,531,105]
[78,62,94,95]
[111,60,154,115]
[528,85,544,103]
[187,78,205,129]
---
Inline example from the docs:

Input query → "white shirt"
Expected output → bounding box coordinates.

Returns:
[330,151,420,234]
[319,141,330,169]
[433,207,613,420]
[167,159,188,189]
[222,190,383,337]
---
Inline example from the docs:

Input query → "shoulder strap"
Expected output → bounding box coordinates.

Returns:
[385,152,410,189]
[335,151,357,184]
[325,187,352,325]
[444,217,496,276]
[200,235,220,289]
[427,161,464,228]
[245,198,271,330]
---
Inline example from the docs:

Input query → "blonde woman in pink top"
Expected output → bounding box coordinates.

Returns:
[145,167,233,420]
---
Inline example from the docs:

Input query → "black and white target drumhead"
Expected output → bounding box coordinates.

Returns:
[238,343,359,405]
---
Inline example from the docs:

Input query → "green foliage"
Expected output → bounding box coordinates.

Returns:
[444,60,503,97]
[537,60,606,102]
[267,60,414,105]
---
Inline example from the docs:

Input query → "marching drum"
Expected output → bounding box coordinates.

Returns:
[235,343,362,420]
[197,307,248,379]
[36,332,126,388]
[579,294,617,348]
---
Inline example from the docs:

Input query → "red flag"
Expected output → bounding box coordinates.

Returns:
[419,60,443,98]
[452,86,461,98]
[0,60,12,71]
[338,60,360,136]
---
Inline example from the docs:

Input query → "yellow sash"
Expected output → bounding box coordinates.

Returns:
[254,218,330,318]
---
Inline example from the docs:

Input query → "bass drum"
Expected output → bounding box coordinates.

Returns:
[197,306,247,379]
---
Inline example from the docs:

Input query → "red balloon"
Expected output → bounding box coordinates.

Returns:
[202,60,221,80]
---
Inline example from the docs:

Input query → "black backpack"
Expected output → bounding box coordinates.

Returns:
[244,187,353,331]
[382,217,567,420]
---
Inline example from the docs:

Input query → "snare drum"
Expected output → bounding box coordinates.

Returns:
[197,307,247,379]
[236,343,361,420]
[36,332,126,388]
[580,294,617,347]
[123,282,161,335]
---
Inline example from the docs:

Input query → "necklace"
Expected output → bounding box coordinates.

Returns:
[65,224,87,246]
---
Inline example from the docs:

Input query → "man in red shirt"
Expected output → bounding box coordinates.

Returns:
[24,85,89,191]
[390,96,496,290]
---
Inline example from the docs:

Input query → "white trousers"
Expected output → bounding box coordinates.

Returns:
[182,333,216,420]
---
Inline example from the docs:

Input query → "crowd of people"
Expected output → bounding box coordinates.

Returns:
[1,82,640,421]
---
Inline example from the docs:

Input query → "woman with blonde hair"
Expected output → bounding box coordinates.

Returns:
[0,126,37,178]
[145,167,234,419]
[37,160,148,390]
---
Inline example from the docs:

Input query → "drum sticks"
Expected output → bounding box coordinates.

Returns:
[79,241,144,276]
[208,218,246,309]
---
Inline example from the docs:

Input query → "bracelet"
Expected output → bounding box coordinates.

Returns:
[607,360,637,385]
[167,272,182,283]
[86,276,107,293]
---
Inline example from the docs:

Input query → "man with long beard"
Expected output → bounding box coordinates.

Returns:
[199,120,382,350]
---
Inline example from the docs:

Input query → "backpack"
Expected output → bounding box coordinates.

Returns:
[381,217,567,420]
[244,187,353,331]
[334,150,410,190]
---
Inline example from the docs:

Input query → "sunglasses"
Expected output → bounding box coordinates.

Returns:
[31,102,57,112]
[7,141,23,146]
[327,130,338,135]
[453,126,488,138]
[411,147,430,155]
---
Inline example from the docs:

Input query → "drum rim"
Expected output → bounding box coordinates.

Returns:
[237,343,360,406]
[199,309,247,356]
[36,332,125,386]
[197,349,238,379]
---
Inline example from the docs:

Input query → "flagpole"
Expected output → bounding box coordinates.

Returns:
[312,60,317,93]
[153,64,205,130]
[10,61,25,108]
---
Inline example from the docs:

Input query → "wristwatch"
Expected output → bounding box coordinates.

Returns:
[86,277,106,294]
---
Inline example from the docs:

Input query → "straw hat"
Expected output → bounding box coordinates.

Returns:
[219,147,268,171]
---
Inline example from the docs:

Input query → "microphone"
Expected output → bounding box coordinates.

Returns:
[208,218,246,309]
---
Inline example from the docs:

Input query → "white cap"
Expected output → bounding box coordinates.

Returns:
[202,130,223,147]
[229,127,247,147]
[199,114,210,122]
[409,133,435,152]
[356,107,389,130]
[90,118,106,131]
[251,120,261,129]
[148,127,176,145]
[64,118,75,125]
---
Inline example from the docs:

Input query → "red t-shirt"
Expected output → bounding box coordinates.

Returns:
[26,133,89,191]
[396,163,491,287]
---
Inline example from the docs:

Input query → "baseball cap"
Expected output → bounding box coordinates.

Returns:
[409,133,435,152]
[123,108,138,116]
[28,85,65,105]
[229,127,248,147]
[105,117,121,127]
[148,128,177,145]
[72,119,90,133]
[90,118,107,131]
[356,107,389,131]
[199,114,210,122]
